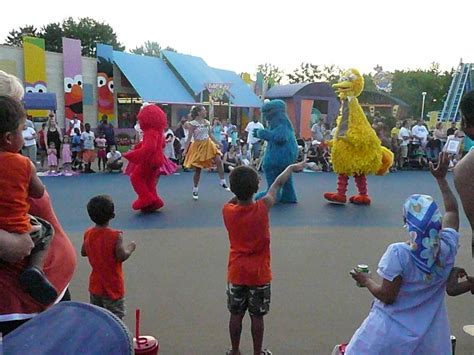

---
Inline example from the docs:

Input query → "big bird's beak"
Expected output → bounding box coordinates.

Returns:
[332,80,353,93]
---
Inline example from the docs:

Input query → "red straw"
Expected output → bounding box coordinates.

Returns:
[135,309,140,345]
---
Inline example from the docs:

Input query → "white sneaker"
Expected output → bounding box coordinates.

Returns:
[192,190,199,200]
[220,182,231,192]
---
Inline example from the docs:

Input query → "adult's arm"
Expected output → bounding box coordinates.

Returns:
[446,267,474,296]
[454,152,474,234]
[350,269,402,305]
[0,229,35,263]
[28,162,45,199]
[364,276,402,304]
[430,153,459,231]
[454,152,474,223]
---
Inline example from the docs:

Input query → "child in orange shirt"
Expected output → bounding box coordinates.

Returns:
[223,161,305,355]
[0,96,58,305]
[81,195,136,319]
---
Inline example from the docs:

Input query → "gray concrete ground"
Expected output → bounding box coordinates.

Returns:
[41,171,474,354]
[68,226,474,354]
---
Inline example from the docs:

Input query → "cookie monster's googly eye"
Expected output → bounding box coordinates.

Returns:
[340,76,348,82]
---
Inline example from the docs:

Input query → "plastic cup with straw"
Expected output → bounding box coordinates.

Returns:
[133,309,159,355]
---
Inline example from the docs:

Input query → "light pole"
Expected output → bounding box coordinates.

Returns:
[421,92,427,120]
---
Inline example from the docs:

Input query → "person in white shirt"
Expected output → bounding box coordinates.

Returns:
[411,120,429,147]
[398,120,411,168]
[25,115,35,129]
[81,123,96,173]
[69,115,83,136]
[245,117,264,160]
[106,145,123,172]
[22,125,37,164]
[311,120,324,142]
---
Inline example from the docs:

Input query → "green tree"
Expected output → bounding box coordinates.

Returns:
[287,63,341,84]
[287,63,321,83]
[257,63,284,85]
[3,18,124,57]
[362,74,377,91]
[391,64,453,118]
[131,41,162,57]
[40,23,63,53]
[131,41,177,57]
[4,25,38,46]
[320,65,342,84]
[62,17,125,56]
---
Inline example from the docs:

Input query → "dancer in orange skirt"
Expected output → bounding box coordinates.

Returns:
[183,105,230,200]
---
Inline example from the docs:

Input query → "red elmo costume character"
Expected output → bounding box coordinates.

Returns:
[123,105,166,211]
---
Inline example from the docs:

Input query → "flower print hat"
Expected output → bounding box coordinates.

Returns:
[403,194,443,276]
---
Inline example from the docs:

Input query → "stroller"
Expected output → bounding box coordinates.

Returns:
[307,140,332,172]
[4,302,133,354]
[405,140,428,170]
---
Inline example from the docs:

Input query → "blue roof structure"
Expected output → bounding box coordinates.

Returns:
[211,68,262,108]
[113,51,196,104]
[162,50,223,95]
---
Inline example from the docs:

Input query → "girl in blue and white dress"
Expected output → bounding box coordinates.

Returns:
[347,152,459,354]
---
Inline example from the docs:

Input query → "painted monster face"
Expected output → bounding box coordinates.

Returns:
[97,72,114,116]
[24,81,48,94]
[64,74,83,120]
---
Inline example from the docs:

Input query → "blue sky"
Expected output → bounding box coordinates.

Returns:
[2,0,470,77]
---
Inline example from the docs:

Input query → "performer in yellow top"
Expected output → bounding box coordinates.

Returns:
[183,105,230,200]
[324,69,393,205]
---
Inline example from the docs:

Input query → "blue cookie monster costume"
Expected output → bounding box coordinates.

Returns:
[254,99,298,203]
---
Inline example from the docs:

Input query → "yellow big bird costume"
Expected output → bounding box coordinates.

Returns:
[324,69,393,205]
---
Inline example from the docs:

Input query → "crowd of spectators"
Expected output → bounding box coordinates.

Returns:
[385,118,472,171]
[20,108,474,176]
[21,113,122,174]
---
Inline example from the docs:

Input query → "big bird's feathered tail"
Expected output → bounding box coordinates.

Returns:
[376,146,394,176]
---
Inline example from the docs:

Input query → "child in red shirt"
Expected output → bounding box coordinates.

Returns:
[81,195,136,319]
[223,161,305,355]
[0,96,57,305]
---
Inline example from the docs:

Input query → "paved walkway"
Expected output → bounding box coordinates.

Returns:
[42,171,473,354]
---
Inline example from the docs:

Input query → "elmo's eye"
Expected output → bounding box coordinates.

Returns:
[97,76,106,87]
[64,77,74,93]
[74,75,83,88]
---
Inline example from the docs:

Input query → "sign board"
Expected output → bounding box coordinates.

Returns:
[206,83,232,102]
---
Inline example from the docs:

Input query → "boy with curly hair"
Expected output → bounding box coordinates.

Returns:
[223,162,305,355]
[81,195,136,319]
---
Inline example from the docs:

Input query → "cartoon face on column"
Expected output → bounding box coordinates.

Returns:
[63,38,84,121]
[96,44,114,122]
